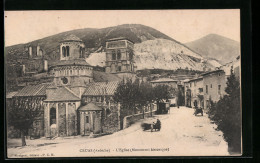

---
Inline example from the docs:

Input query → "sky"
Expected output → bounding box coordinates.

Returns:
[4,10,240,46]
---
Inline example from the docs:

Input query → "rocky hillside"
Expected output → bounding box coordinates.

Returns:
[87,39,215,71]
[185,34,240,64]
[5,24,174,59]
[6,24,215,72]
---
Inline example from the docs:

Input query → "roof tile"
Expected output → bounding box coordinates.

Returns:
[44,87,81,102]
[14,83,52,97]
[83,81,119,96]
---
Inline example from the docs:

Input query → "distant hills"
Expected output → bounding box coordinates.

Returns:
[5,24,240,74]
[5,24,174,58]
[185,34,240,64]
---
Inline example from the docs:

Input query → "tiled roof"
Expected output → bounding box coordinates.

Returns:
[106,37,134,43]
[62,34,82,42]
[78,102,102,111]
[183,79,190,83]
[201,69,224,76]
[93,71,121,82]
[49,59,91,68]
[83,81,119,96]
[6,91,18,99]
[14,83,52,97]
[151,78,178,83]
[44,87,81,102]
[188,76,203,82]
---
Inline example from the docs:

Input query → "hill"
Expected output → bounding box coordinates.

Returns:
[87,38,215,71]
[185,34,240,64]
[5,24,175,59]
[5,24,218,73]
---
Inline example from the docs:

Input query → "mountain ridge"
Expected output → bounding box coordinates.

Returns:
[185,34,240,64]
[6,24,215,72]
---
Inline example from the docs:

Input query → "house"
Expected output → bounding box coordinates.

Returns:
[151,78,179,99]
[150,78,178,88]
[184,76,204,108]
[202,69,226,109]
[183,69,226,110]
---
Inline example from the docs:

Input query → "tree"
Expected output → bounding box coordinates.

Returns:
[153,84,171,111]
[208,67,241,153]
[8,98,42,146]
[113,78,140,116]
[137,81,154,118]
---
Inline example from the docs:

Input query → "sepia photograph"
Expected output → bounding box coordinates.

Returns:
[4,10,241,158]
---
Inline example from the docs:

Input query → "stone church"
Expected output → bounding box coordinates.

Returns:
[7,35,137,138]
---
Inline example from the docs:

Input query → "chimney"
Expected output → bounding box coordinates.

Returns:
[29,46,32,58]
[43,60,48,72]
[37,45,40,56]
[22,65,26,75]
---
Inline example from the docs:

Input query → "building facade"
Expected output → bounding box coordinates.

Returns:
[202,70,226,109]
[184,69,226,110]
[105,37,136,79]
[7,35,129,138]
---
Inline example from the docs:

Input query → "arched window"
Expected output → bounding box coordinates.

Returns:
[39,49,43,56]
[112,50,116,60]
[62,47,66,57]
[66,46,70,57]
[50,108,56,125]
[117,66,121,72]
[79,47,84,58]
[117,50,121,60]
[129,51,133,60]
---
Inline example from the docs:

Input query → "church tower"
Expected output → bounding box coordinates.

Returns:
[105,37,136,79]
[49,34,93,97]
[59,34,85,60]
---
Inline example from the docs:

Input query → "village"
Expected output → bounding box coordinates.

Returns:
[6,33,240,157]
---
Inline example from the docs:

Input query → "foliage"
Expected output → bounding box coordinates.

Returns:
[152,84,171,103]
[113,79,171,117]
[113,78,139,115]
[208,67,241,153]
[8,98,43,146]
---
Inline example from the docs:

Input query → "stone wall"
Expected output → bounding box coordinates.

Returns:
[68,103,77,136]
[58,103,66,137]
[123,110,156,129]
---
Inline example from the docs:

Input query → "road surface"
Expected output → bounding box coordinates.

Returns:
[8,107,229,157]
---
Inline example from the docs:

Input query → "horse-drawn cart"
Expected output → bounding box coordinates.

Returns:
[141,119,161,132]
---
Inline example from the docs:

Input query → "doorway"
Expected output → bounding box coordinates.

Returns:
[84,115,91,135]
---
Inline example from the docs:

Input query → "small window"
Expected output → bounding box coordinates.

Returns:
[129,51,133,60]
[218,73,220,76]
[218,85,221,95]
[50,108,56,125]
[106,108,111,116]
[62,47,66,57]
[66,46,70,57]
[117,50,121,60]
[206,85,208,94]
[211,84,212,88]
[112,50,116,60]
[118,66,121,72]
[85,116,89,123]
